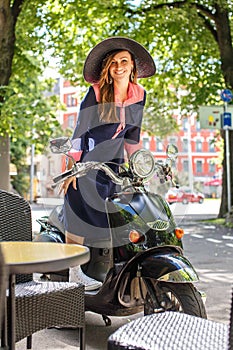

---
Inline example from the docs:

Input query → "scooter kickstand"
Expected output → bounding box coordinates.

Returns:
[102,314,111,326]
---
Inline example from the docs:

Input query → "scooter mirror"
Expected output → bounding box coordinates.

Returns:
[50,137,72,154]
[166,144,178,160]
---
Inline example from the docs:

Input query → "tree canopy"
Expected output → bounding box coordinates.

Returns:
[0,0,232,214]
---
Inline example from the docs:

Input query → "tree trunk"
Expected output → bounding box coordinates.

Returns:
[214,5,233,218]
[219,129,233,219]
[0,1,22,190]
[215,4,233,89]
[0,1,16,86]
[0,135,10,191]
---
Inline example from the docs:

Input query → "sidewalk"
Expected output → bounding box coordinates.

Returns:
[16,312,139,350]
[35,197,64,207]
[15,199,229,349]
[22,199,138,350]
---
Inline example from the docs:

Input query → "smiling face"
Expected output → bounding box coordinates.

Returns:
[108,50,134,83]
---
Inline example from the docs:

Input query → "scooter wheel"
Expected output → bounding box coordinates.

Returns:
[144,282,207,318]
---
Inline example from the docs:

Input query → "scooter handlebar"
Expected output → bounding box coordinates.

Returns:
[51,161,124,188]
[53,168,73,183]
[51,159,178,189]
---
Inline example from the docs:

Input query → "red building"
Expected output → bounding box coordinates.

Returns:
[40,78,222,198]
[61,79,79,130]
[141,113,222,197]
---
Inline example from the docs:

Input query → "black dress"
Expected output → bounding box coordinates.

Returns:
[63,83,146,243]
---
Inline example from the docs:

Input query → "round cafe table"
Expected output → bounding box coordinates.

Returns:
[0,241,90,350]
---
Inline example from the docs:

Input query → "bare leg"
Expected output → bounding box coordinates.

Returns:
[65,231,84,245]
[66,231,102,291]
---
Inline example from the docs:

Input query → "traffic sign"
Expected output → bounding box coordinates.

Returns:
[220,89,233,103]
[199,106,221,129]
[222,112,232,127]
[199,105,233,130]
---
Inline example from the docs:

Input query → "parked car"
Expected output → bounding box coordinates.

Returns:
[165,187,205,205]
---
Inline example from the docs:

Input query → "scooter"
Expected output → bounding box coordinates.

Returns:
[35,137,206,325]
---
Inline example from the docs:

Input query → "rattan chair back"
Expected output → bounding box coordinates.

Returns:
[229,288,233,350]
[108,289,233,350]
[0,190,86,350]
[0,189,32,283]
[0,245,8,330]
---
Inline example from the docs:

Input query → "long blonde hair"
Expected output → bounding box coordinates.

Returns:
[98,50,137,123]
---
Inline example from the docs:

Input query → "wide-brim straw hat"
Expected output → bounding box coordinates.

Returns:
[83,36,156,83]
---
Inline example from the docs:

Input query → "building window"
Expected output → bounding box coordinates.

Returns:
[143,137,150,150]
[156,138,163,152]
[169,137,177,145]
[68,114,75,128]
[196,120,201,131]
[209,162,216,173]
[209,140,215,152]
[66,94,76,107]
[182,139,188,152]
[157,160,164,165]
[182,118,188,131]
[196,160,203,173]
[183,160,189,172]
[196,140,202,152]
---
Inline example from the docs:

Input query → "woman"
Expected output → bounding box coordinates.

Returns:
[61,36,156,290]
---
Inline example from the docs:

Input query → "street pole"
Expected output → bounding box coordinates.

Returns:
[223,101,231,213]
[220,89,233,214]
[187,116,194,192]
[225,126,231,213]
[30,143,35,204]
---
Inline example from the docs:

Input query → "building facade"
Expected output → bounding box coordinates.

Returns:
[39,79,222,199]
[141,112,222,197]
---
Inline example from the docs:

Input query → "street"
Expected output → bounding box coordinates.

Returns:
[181,214,233,324]
[169,199,233,323]
[16,198,233,349]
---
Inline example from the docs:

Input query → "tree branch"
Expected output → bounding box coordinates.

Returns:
[141,1,216,22]
[196,12,218,43]
[139,1,218,44]
[11,0,24,25]
[190,2,216,22]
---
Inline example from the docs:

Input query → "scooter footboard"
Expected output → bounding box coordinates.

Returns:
[141,252,199,283]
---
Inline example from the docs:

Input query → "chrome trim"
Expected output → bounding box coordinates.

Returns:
[147,219,169,231]
[158,267,199,282]
[199,290,207,305]
[129,149,155,179]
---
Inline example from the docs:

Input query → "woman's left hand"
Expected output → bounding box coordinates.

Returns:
[59,176,77,195]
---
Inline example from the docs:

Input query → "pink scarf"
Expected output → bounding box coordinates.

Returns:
[92,82,144,139]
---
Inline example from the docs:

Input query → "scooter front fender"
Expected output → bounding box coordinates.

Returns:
[141,251,199,282]
[116,246,199,285]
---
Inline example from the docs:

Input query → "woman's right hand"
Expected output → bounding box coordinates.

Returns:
[60,176,77,195]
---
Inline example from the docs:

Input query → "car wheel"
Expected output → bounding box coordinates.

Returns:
[182,198,188,204]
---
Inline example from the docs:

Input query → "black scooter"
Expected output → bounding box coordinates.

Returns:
[35,137,206,325]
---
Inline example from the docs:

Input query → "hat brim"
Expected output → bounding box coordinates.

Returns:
[83,37,156,84]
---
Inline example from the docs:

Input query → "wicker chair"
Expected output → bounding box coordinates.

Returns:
[0,189,85,350]
[108,290,233,350]
[0,245,8,338]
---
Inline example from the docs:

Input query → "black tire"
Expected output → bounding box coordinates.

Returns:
[144,282,207,318]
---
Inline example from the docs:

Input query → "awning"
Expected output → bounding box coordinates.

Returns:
[204,179,222,186]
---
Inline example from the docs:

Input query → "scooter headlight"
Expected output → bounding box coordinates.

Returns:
[129,149,155,178]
